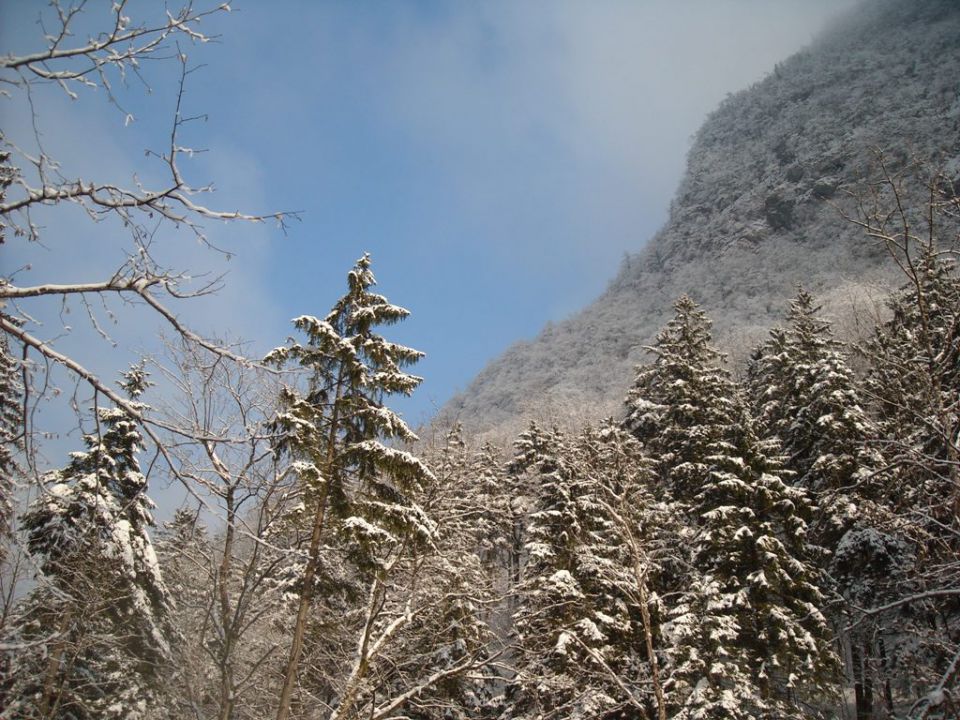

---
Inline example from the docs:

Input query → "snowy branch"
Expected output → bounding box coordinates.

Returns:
[849,588,960,625]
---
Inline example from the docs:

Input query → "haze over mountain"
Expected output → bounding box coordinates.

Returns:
[441,0,960,437]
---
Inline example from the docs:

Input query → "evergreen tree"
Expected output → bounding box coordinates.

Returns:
[664,575,757,720]
[375,424,499,719]
[267,254,436,720]
[627,300,837,715]
[579,420,674,719]
[666,405,837,719]
[508,422,665,719]
[470,439,513,575]
[507,424,599,719]
[862,248,960,524]
[747,288,894,717]
[624,295,737,508]
[156,508,208,626]
[747,287,885,543]
[504,422,552,597]
[857,247,960,710]
[155,508,213,719]
[828,525,916,719]
[621,295,739,689]
[2,404,171,719]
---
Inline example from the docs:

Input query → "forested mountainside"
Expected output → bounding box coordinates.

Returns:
[4,1,960,718]
[442,0,960,436]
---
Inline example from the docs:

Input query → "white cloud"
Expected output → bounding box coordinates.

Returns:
[2,0,861,493]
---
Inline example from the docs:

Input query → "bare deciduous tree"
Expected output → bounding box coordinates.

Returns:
[0,0,298,482]
[0,5,298,715]
[154,340,295,720]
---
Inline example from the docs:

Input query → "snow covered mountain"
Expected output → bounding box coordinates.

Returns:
[441,0,960,436]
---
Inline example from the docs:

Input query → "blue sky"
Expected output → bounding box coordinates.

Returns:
[3,0,855,435]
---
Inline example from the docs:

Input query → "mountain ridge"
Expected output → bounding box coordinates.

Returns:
[439,0,960,438]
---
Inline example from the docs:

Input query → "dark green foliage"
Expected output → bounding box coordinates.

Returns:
[747,288,885,544]
[3,408,171,719]
[267,253,434,577]
[624,295,737,506]
[670,405,837,718]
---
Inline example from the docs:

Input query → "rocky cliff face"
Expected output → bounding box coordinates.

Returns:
[441,0,960,437]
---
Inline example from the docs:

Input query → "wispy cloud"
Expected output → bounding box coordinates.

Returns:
[3,0,859,440]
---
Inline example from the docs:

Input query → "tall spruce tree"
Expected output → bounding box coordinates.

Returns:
[507,424,586,718]
[665,574,756,720]
[624,295,737,508]
[508,422,665,719]
[666,404,837,719]
[504,422,551,598]
[747,288,885,544]
[862,248,960,523]
[579,420,674,719]
[267,254,435,720]
[857,246,960,711]
[468,439,512,575]
[626,298,837,716]
[747,289,894,718]
[2,400,171,719]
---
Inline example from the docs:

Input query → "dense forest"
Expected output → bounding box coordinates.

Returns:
[3,183,959,717]
[445,0,960,434]
[2,1,960,719]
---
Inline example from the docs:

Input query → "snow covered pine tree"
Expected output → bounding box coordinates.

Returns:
[747,288,891,717]
[666,404,837,719]
[747,287,885,543]
[858,245,960,715]
[2,370,171,719]
[508,422,668,718]
[624,295,737,511]
[267,254,436,720]
[508,424,611,719]
[626,296,837,717]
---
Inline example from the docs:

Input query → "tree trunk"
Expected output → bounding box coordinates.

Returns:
[218,484,237,720]
[38,609,72,719]
[635,566,666,720]
[276,373,345,720]
[329,578,388,720]
[853,642,874,720]
[878,637,893,715]
[275,480,332,720]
